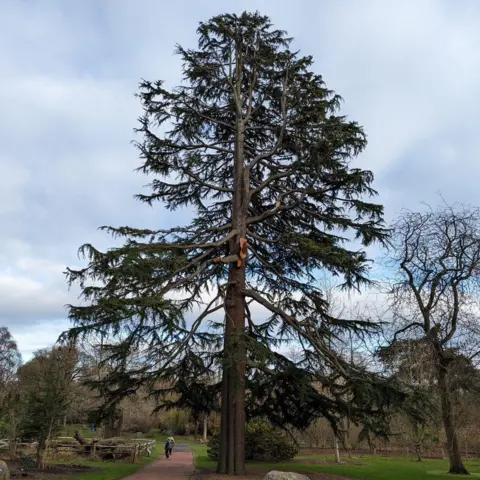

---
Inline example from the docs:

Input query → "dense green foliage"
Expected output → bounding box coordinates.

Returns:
[19,348,77,443]
[208,420,298,462]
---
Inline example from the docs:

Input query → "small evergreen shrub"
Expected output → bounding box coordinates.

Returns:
[208,420,298,462]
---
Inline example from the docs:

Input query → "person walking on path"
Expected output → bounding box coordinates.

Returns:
[167,435,175,452]
[164,438,173,459]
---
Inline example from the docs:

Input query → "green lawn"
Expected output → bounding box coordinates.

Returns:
[191,445,480,480]
[74,453,157,480]
[49,442,163,480]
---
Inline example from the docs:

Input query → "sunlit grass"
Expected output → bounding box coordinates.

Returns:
[74,454,157,480]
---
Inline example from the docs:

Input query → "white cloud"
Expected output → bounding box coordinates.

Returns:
[0,258,72,322]
[1,0,480,357]
[12,320,71,362]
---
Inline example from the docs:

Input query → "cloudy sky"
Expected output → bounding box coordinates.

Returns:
[1,0,479,360]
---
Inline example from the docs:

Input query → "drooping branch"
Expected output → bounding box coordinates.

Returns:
[181,167,234,193]
[160,293,225,371]
[131,229,238,251]
[247,71,290,170]
[246,229,280,244]
[248,170,294,199]
[144,127,234,155]
[243,289,350,378]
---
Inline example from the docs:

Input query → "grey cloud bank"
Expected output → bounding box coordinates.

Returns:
[1,0,479,359]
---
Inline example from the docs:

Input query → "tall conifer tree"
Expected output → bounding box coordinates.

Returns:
[65,12,395,475]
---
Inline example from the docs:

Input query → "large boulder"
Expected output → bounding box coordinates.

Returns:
[0,460,10,480]
[262,471,310,480]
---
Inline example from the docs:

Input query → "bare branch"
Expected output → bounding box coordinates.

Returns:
[392,322,425,342]
[212,254,240,264]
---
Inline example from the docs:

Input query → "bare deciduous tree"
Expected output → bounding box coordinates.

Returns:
[387,202,480,475]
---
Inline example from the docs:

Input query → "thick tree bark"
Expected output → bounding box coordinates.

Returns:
[104,408,123,439]
[436,352,469,475]
[218,261,247,475]
[217,52,247,475]
[218,322,230,474]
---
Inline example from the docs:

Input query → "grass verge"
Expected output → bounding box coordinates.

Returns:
[191,445,480,480]
[74,454,157,480]
[191,444,214,470]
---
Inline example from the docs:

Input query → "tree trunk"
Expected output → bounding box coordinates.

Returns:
[104,408,123,439]
[343,417,352,458]
[36,439,47,470]
[415,445,422,462]
[217,260,247,475]
[203,415,208,441]
[217,55,247,476]
[9,414,17,458]
[334,435,341,463]
[436,352,469,475]
[218,325,230,474]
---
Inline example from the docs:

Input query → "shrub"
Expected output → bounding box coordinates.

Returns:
[207,420,298,462]
[0,420,8,436]
[157,409,192,435]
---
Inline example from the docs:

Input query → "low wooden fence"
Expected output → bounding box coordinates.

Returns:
[297,446,480,459]
[50,437,156,462]
[0,437,156,463]
[0,439,37,452]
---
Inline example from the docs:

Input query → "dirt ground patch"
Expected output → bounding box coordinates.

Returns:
[194,467,352,480]
[4,459,100,479]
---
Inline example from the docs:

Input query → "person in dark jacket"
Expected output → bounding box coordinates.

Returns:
[165,438,173,458]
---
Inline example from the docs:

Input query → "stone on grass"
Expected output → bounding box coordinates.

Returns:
[262,471,310,480]
[0,460,10,480]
